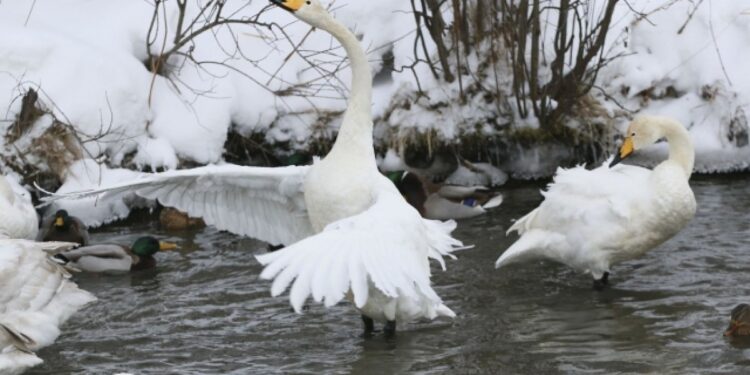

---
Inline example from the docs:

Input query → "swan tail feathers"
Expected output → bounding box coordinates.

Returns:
[506,207,540,235]
[496,230,563,269]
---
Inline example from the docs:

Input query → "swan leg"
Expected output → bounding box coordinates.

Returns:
[266,243,284,252]
[384,320,397,337]
[593,272,610,291]
[362,315,375,335]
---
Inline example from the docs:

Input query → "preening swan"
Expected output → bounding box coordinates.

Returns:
[0,175,38,240]
[0,240,96,373]
[44,0,463,335]
[496,116,696,288]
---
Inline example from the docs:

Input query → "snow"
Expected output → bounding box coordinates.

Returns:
[596,0,750,172]
[0,0,748,225]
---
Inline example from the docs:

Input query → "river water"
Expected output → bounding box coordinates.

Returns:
[29,175,750,374]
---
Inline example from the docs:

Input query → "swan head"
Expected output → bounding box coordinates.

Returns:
[726,304,750,337]
[610,116,666,167]
[269,0,330,28]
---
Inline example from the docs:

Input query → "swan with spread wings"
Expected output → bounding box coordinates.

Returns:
[46,0,463,336]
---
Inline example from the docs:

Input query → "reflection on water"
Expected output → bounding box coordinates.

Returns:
[29,174,750,374]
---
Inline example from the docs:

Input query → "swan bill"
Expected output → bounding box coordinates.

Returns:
[610,136,634,167]
[270,0,305,12]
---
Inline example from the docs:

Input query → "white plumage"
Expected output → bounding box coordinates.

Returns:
[0,175,38,240]
[44,0,462,330]
[47,164,313,246]
[497,116,696,282]
[0,240,96,374]
[257,177,459,321]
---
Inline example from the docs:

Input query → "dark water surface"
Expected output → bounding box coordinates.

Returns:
[29,175,750,374]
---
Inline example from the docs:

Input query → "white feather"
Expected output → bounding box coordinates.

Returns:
[42,164,312,246]
[0,176,38,240]
[0,239,95,374]
[257,178,461,321]
[499,145,696,280]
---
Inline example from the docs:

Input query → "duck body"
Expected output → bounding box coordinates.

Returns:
[159,207,205,231]
[726,304,750,337]
[52,237,175,273]
[391,171,503,220]
[54,244,134,273]
[0,176,38,240]
[498,116,696,282]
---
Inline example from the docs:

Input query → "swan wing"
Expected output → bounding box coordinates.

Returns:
[0,239,95,372]
[508,163,651,235]
[256,178,463,317]
[44,164,313,246]
[499,163,651,268]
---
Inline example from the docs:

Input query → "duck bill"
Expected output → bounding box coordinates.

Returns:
[269,0,302,13]
[54,217,64,227]
[610,137,634,168]
[725,322,740,337]
[159,242,178,251]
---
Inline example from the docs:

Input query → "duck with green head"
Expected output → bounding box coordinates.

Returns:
[725,304,750,337]
[52,236,177,273]
[38,209,90,246]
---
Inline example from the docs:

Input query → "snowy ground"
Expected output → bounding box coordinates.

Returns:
[0,0,749,223]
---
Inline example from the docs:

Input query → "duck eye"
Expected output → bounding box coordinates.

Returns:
[631,132,636,137]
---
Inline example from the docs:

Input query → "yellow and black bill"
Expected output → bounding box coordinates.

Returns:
[269,0,305,12]
[610,136,634,168]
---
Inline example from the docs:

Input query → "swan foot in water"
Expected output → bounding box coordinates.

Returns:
[384,320,397,337]
[593,272,610,291]
[362,315,375,336]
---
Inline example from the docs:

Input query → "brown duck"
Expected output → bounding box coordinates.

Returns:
[725,304,750,337]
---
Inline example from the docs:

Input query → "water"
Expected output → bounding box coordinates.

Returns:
[29,175,750,374]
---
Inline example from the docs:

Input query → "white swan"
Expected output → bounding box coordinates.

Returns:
[45,0,462,334]
[0,240,96,373]
[496,116,696,288]
[0,175,38,240]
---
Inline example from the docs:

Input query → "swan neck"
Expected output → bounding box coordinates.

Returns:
[662,120,694,177]
[320,16,373,158]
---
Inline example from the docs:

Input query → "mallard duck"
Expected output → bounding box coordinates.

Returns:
[388,171,503,220]
[37,209,89,246]
[52,236,177,273]
[0,175,38,240]
[0,239,95,373]
[159,207,205,231]
[497,116,696,289]
[725,304,750,337]
[46,0,462,336]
